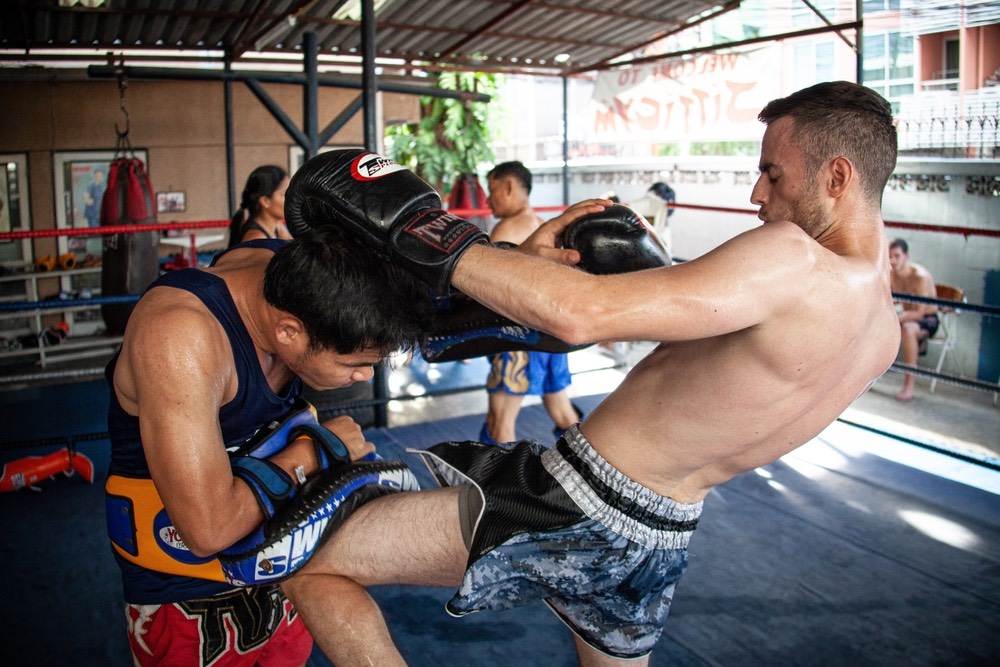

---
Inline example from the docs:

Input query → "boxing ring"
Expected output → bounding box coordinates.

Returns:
[1,205,998,665]
[2,382,998,665]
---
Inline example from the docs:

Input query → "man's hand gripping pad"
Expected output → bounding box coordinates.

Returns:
[420,204,670,362]
[218,459,419,586]
[284,149,488,295]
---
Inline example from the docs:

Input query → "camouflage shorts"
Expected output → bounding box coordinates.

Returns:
[419,427,703,659]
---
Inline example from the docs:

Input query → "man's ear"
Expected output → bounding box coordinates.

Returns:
[827,156,853,198]
[504,176,519,196]
[274,316,305,348]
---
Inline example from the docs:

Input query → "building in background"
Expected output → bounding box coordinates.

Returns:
[491,0,1000,164]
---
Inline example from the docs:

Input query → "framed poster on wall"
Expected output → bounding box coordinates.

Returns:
[53,150,148,336]
[0,153,33,336]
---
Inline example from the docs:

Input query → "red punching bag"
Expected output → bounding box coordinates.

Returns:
[447,173,489,231]
[100,156,159,336]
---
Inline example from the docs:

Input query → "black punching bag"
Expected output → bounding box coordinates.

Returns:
[100,157,159,336]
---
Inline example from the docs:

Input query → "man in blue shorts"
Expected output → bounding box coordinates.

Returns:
[282,82,903,666]
[480,161,581,443]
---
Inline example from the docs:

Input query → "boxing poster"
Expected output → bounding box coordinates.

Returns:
[589,46,781,143]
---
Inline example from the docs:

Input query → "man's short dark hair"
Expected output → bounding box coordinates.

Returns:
[264,226,433,355]
[487,161,533,194]
[889,238,909,254]
[758,81,897,206]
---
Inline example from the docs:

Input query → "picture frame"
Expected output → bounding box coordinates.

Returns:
[0,154,31,261]
[156,191,186,213]
[53,149,149,336]
[0,167,9,236]
[0,154,32,336]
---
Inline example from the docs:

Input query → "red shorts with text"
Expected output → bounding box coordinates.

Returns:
[125,585,312,667]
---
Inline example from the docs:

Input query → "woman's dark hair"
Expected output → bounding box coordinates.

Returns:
[228,165,287,247]
[263,226,434,355]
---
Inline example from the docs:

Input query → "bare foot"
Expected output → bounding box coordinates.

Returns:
[895,387,915,402]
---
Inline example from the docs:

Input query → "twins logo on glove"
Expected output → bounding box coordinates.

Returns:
[349,152,408,181]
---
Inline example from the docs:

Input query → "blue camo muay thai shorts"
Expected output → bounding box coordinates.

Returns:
[412,425,703,659]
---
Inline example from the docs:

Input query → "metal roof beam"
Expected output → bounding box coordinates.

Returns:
[86,64,491,102]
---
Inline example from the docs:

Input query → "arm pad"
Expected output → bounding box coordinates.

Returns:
[218,458,420,585]
[421,293,588,362]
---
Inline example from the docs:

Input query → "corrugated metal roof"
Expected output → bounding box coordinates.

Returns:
[0,0,737,76]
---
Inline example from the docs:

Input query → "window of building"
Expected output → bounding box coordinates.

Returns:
[863,30,915,110]
[944,38,960,79]
[863,0,900,12]
[793,40,835,91]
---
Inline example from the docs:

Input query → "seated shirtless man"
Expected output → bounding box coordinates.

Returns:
[281,81,903,666]
[888,237,939,401]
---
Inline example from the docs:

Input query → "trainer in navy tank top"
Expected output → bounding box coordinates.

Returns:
[105,239,302,603]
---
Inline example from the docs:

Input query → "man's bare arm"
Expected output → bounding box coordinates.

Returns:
[119,293,268,556]
[453,215,811,345]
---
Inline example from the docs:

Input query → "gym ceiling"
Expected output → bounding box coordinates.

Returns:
[0,0,741,79]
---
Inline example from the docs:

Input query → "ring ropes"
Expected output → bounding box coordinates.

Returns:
[2,216,999,395]
[2,209,997,453]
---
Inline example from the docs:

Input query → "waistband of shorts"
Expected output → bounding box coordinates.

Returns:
[541,425,702,550]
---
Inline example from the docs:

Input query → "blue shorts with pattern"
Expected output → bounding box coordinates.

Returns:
[413,426,702,659]
[486,350,571,396]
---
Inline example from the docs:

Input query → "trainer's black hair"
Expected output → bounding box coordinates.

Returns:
[228,165,288,247]
[758,81,897,206]
[263,226,434,355]
[487,160,533,195]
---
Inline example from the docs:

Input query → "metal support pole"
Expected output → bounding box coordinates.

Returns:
[361,0,378,150]
[856,0,864,84]
[224,51,236,216]
[304,31,319,159]
[562,76,570,205]
[360,0,388,427]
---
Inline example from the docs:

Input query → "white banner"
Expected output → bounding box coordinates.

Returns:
[589,47,782,143]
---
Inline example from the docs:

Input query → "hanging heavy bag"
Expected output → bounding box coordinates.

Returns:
[100,157,159,336]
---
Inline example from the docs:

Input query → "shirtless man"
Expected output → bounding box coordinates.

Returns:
[888,238,939,401]
[281,81,902,666]
[481,160,581,443]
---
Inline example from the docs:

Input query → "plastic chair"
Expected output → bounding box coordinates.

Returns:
[925,283,965,393]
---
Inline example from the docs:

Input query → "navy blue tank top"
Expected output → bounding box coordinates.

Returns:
[106,239,303,603]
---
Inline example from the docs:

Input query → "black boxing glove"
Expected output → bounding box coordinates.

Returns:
[284,149,488,294]
[561,203,671,274]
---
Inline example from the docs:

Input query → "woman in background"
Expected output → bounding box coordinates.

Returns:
[227,165,291,246]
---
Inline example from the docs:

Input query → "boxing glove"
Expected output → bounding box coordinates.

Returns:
[421,205,671,362]
[561,203,671,274]
[284,149,488,295]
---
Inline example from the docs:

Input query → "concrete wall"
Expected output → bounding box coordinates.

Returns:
[0,77,419,261]
[527,157,1000,382]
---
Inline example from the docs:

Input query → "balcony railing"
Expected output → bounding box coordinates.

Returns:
[896,89,1000,158]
